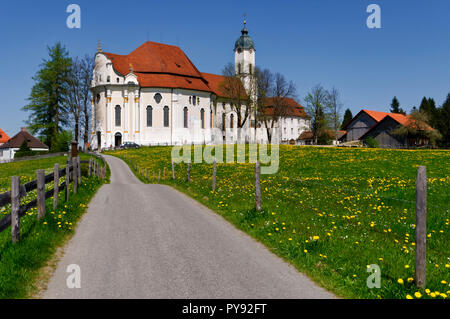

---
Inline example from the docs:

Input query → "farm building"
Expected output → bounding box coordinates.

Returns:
[0,127,49,160]
[341,109,393,142]
[360,113,434,148]
[297,130,346,145]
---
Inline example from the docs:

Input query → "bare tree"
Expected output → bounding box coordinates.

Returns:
[325,87,343,143]
[80,55,94,150]
[66,55,93,149]
[305,84,329,145]
[256,70,297,143]
[220,63,252,133]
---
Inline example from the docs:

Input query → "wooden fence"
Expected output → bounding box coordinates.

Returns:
[0,154,107,243]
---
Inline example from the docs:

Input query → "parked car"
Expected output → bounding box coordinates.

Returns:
[120,142,140,149]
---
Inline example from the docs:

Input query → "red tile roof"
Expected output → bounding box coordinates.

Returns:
[263,98,310,118]
[103,41,212,92]
[0,128,48,149]
[0,128,10,144]
[361,109,433,130]
[201,72,247,98]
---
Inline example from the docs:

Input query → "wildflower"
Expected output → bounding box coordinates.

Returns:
[414,292,422,298]
[397,278,404,284]
[406,295,413,299]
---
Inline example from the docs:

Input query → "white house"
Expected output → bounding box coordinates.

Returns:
[0,128,48,160]
[90,22,310,149]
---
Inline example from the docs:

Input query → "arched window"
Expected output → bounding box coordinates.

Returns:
[249,64,253,75]
[107,76,110,83]
[183,107,188,128]
[230,114,234,129]
[163,106,169,127]
[146,106,153,127]
[222,113,226,131]
[200,109,205,129]
[116,78,120,83]
[238,63,242,74]
[192,96,196,106]
[210,110,213,128]
[115,105,121,126]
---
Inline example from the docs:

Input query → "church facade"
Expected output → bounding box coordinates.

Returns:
[90,23,310,149]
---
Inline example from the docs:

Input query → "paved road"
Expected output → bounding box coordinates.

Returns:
[43,155,334,299]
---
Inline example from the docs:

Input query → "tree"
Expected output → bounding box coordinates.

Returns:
[325,87,343,142]
[255,69,297,143]
[66,55,93,148]
[419,97,437,129]
[220,63,253,135]
[390,96,406,114]
[305,84,329,145]
[23,43,72,149]
[435,93,450,147]
[391,110,441,146]
[341,108,353,129]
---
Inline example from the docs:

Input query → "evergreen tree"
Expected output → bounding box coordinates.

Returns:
[419,97,438,129]
[23,43,72,149]
[390,96,406,114]
[341,108,353,129]
[436,94,450,147]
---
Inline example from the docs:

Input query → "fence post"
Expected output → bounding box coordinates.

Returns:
[37,169,46,220]
[11,176,20,244]
[212,158,217,191]
[53,163,59,210]
[72,158,77,194]
[77,156,81,184]
[255,161,261,211]
[415,166,427,288]
[153,172,155,183]
[172,161,175,180]
[163,167,166,180]
[66,161,70,201]
[187,162,191,182]
[89,158,92,177]
[158,170,161,182]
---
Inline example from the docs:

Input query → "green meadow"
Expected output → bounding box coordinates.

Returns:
[107,145,450,299]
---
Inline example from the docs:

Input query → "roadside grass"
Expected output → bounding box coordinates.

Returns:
[106,145,449,299]
[0,154,107,298]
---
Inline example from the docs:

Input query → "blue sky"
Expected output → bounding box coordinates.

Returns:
[0,0,449,136]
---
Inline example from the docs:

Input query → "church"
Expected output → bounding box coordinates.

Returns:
[90,22,310,149]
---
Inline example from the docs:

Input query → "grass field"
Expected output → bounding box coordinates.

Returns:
[0,154,108,298]
[106,145,449,299]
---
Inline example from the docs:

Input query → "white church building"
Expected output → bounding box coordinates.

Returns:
[90,22,310,149]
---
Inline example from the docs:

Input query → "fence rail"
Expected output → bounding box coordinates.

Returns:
[0,154,107,243]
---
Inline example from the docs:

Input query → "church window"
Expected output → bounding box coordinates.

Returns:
[210,110,213,128]
[146,106,153,127]
[183,107,188,128]
[249,64,253,75]
[116,78,120,83]
[222,113,226,131]
[107,76,110,83]
[193,96,196,106]
[200,109,205,129]
[189,96,192,104]
[197,97,200,105]
[238,63,242,74]
[230,114,234,129]
[154,93,162,104]
[115,105,121,126]
[163,106,169,127]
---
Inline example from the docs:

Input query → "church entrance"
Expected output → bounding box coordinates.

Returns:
[96,131,101,150]
[114,133,122,148]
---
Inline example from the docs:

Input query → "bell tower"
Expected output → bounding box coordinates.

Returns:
[234,20,255,93]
